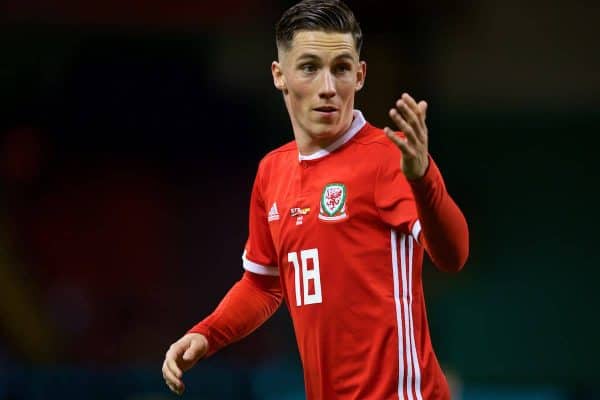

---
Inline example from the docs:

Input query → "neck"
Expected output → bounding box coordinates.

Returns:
[294,119,354,156]
[295,132,342,156]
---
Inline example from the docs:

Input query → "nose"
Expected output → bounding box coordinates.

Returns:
[318,71,336,99]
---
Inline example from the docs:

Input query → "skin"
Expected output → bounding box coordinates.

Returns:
[272,30,429,178]
[271,30,366,155]
[385,93,430,180]
[162,333,207,395]
[162,29,432,397]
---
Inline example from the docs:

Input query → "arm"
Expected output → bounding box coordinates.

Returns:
[162,271,282,395]
[385,93,469,272]
[188,270,283,355]
[408,157,469,271]
[163,159,281,395]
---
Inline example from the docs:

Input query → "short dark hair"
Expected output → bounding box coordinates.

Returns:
[275,0,363,54]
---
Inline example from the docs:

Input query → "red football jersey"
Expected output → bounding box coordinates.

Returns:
[244,111,453,399]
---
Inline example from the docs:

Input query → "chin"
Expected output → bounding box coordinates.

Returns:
[313,121,343,134]
[311,127,341,141]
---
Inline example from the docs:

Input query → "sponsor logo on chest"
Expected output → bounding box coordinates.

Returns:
[290,207,310,226]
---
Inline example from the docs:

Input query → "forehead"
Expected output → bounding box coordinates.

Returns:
[284,30,358,61]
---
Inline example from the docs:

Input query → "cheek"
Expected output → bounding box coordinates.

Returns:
[290,88,313,111]
[338,80,356,96]
[288,92,311,122]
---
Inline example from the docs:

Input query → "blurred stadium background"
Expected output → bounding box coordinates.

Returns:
[1,0,599,399]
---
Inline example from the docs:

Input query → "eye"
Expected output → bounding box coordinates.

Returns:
[334,63,351,74]
[300,63,317,73]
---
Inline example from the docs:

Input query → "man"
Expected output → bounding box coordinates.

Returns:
[162,1,469,398]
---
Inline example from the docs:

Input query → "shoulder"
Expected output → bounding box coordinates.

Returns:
[355,123,398,148]
[353,122,403,162]
[263,140,297,160]
[255,140,297,178]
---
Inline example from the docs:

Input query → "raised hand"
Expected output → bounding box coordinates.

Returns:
[384,93,429,180]
[162,333,209,395]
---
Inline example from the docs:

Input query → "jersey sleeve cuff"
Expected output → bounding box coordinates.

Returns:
[411,219,422,244]
[242,251,279,276]
[407,155,445,201]
[408,155,438,185]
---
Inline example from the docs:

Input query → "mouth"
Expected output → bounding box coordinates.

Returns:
[313,106,338,114]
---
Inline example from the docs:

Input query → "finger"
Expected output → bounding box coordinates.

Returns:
[417,100,427,124]
[163,360,182,388]
[401,93,420,115]
[401,93,424,127]
[389,108,417,145]
[396,99,422,136]
[167,358,183,380]
[402,93,428,132]
[183,339,206,363]
[176,382,186,396]
[165,380,178,395]
[182,347,196,362]
[415,101,428,144]
[165,375,183,396]
[384,127,413,157]
[167,380,184,396]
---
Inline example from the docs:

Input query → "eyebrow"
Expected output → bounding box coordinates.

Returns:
[296,52,355,62]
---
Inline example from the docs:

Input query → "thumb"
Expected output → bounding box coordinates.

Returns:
[384,127,409,154]
[182,336,208,362]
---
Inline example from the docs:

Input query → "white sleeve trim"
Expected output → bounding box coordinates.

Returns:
[242,251,279,276]
[411,219,422,244]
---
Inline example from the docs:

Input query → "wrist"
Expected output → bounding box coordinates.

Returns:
[405,156,430,181]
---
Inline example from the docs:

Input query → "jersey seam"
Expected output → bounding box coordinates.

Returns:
[262,142,297,160]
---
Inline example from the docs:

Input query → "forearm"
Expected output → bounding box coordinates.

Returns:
[188,271,283,357]
[409,156,469,272]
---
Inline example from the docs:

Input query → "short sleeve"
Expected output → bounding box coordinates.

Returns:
[374,144,421,239]
[242,164,279,276]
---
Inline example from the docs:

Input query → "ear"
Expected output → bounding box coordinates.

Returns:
[355,61,367,92]
[271,61,288,94]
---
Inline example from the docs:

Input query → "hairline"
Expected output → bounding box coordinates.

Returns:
[276,29,361,60]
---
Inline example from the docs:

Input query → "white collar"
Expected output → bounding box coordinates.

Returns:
[298,110,366,161]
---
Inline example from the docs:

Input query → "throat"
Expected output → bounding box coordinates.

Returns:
[296,132,344,156]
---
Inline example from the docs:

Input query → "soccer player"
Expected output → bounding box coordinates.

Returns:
[162,0,469,398]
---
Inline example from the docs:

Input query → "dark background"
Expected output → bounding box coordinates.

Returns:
[1,1,599,399]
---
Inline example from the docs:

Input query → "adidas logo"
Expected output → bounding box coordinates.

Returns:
[268,202,280,222]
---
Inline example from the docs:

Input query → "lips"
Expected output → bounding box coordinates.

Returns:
[314,106,338,112]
